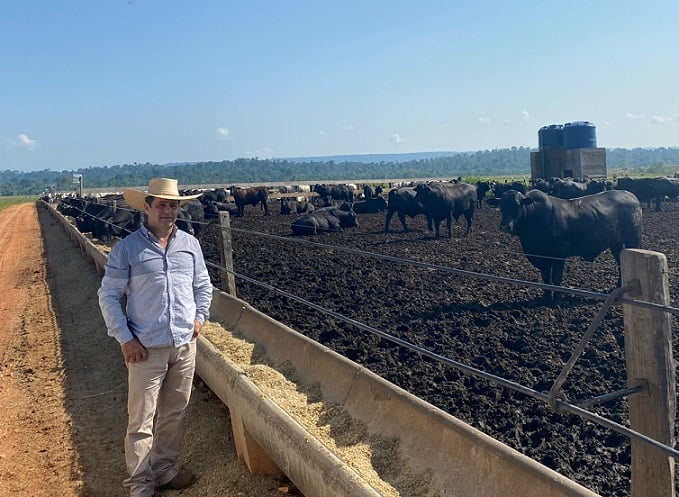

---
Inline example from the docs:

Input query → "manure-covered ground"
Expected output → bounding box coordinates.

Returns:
[199,199,679,497]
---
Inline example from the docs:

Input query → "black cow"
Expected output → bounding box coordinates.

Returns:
[414,182,476,238]
[489,189,642,302]
[655,177,679,204]
[76,199,114,234]
[75,196,143,242]
[384,186,432,232]
[550,178,590,199]
[296,201,315,214]
[204,201,239,219]
[290,206,358,235]
[550,178,608,199]
[615,177,679,211]
[492,180,527,198]
[198,187,227,204]
[280,198,292,215]
[180,198,206,236]
[57,196,85,218]
[530,178,552,193]
[585,178,609,195]
[231,186,269,217]
[475,181,491,208]
[58,196,115,240]
[313,184,355,203]
[175,207,195,235]
[353,196,387,214]
[96,207,141,242]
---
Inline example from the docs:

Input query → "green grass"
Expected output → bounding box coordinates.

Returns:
[0,196,37,212]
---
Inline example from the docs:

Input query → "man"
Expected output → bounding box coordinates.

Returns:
[98,178,213,497]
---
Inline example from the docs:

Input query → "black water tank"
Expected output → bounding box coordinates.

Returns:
[538,124,564,149]
[563,121,597,149]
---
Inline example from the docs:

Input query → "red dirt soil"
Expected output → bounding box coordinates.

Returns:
[0,202,291,497]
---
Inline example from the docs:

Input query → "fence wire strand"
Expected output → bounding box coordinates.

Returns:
[206,258,679,461]
[61,197,679,316]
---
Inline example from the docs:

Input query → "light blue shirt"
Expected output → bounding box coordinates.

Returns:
[98,224,213,348]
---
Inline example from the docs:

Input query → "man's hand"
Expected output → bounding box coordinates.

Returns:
[193,319,203,338]
[121,338,148,364]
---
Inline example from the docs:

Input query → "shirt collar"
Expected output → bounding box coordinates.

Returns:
[140,223,176,243]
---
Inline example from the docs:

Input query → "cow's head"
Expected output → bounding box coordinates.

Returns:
[413,183,430,200]
[497,190,533,236]
[337,209,358,228]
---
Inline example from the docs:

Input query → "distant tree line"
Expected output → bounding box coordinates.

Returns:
[1,146,678,196]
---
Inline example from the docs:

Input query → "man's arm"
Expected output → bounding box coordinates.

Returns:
[98,243,135,346]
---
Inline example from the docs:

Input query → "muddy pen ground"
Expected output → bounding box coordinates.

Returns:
[199,199,679,497]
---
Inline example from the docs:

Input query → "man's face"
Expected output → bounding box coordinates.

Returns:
[145,197,180,231]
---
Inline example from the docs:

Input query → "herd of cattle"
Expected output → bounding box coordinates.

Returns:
[52,175,678,302]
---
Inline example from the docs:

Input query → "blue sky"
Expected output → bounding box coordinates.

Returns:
[2,1,678,172]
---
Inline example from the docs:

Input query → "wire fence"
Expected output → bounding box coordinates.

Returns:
[205,256,679,460]
[54,198,679,463]
[60,193,679,277]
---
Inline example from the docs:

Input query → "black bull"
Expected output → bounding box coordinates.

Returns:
[489,189,642,301]
[384,186,432,233]
[290,207,358,235]
[414,182,476,238]
[231,186,269,217]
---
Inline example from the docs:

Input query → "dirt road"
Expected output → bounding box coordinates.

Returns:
[0,202,288,497]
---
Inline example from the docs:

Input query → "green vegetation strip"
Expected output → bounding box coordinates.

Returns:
[0,196,36,211]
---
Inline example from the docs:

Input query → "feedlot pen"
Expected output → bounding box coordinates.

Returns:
[49,199,679,497]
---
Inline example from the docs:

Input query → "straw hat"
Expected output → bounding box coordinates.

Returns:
[123,178,202,211]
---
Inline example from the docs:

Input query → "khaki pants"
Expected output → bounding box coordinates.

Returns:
[122,340,196,497]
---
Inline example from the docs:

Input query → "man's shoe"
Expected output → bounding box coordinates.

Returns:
[156,469,196,490]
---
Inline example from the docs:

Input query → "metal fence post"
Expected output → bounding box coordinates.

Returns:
[219,211,237,297]
[621,248,676,497]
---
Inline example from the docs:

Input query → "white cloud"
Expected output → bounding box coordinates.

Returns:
[8,133,39,151]
[624,113,643,120]
[478,117,491,124]
[216,127,230,141]
[339,124,355,132]
[318,130,326,136]
[650,115,673,125]
[389,133,404,145]
[521,109,530,121]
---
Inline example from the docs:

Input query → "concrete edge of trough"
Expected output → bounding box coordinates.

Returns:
[196,336,384,497]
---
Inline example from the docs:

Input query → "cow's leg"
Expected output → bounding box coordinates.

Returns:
[550,261,566,303]
[446,214,453,238]
[398,212,409,232]
[610,244,624,286]
[464,210,473,236]
[433,217,442,238]
[384,209,394,232]
[539,264,553,302]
